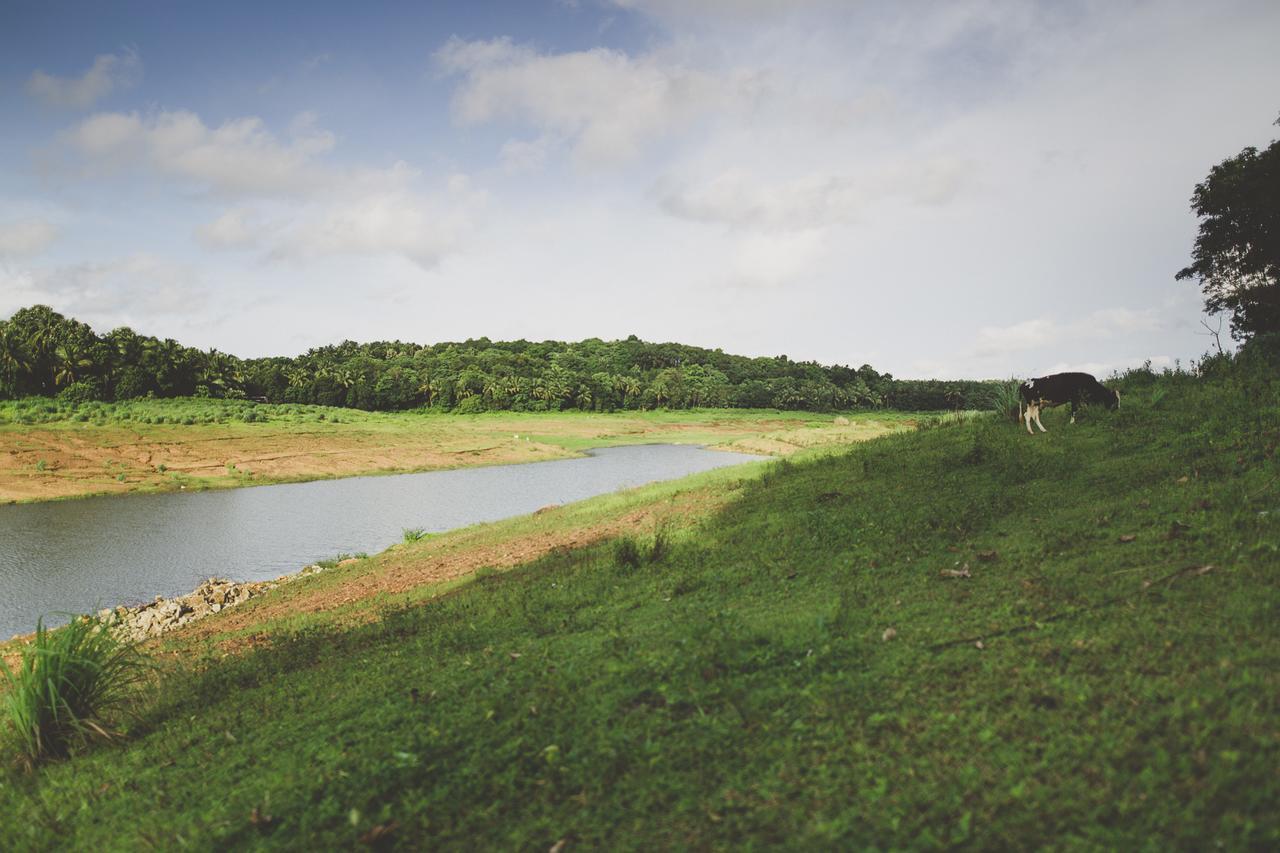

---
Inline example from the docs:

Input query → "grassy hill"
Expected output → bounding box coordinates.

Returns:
[1,357,1276,849]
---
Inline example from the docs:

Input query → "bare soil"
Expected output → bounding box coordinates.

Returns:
[0,414,906,503]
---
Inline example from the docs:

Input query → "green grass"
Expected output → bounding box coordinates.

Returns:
[0,364,1276,848]
[0,616,150,771]
[0,397,355,427]
[0,397,909,433]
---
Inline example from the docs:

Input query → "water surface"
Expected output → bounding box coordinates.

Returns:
[0,444,765,639]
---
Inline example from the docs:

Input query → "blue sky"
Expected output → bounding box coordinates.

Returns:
[2,0,1278,377]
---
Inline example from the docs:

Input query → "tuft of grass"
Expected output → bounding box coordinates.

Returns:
[0,616,150,770]
[613,527,671,569]
[402,528,428,543]
[314,553,367,570]
[647,524,671,564]
[613,536,642,569]
[988,378,1023,423]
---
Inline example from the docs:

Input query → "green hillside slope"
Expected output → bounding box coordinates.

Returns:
[2,358,1277,849]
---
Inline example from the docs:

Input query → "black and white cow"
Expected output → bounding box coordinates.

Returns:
[1018,372,1119,435]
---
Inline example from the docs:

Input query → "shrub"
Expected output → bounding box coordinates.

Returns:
[57,379,104,404]
[988,379,1022,423]
[456,396,488,415]
[403,528,428,542]
[613,537,643,569]
[0,616,150,769]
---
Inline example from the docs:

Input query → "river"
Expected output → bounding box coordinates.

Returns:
[0,444,766,639]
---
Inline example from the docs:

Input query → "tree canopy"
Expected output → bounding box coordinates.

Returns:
[0,305,1007,412]
[1177,117,1280,340]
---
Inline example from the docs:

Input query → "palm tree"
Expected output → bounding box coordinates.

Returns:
[286,367,310,388]
[482,376,504,406]
[53,341,93,387]
[0,327,30,397]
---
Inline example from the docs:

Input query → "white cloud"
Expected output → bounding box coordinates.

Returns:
[195,209,260,250]
[656,160,968,232]
[27,49,141,108]
[727,229,827,289]
[611,0,843,16]
[62,109,336,197]
[270,175,488,270]
[658,171,863,230]
[974,318,1057,357]
[0,254,205,320]
[436,37,734,166]
[974,308,1164,358]
[0,220,58,256]
[55,107,487,269]
[499,136,556,174]
[1039,356,1174,379]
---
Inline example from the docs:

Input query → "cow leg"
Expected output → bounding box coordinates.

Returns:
[1070,401,1077,424]
[1024,402,1036,435]
[1034,404,1047,432]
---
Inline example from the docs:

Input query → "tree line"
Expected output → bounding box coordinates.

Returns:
[0,305,1001,413]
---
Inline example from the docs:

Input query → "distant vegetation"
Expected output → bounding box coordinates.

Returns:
[0,396,354,428]
[0,305,1004,414]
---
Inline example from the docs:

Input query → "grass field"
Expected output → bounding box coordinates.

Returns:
[0,363,1276,848]
[0,399,914,503]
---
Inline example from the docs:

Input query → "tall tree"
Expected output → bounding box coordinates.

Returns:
[1177,116,1280,339]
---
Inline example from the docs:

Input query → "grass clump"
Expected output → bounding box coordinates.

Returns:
[612,536,643,568]
[314,553,367,570]
[988,378,1022,422]
[0,616,150,770]
[402,528,428,542]
[613,527,671,569]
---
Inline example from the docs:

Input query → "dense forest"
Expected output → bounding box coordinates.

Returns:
[0,305,1002,413]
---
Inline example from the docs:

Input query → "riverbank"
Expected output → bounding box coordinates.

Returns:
[0,399,913,503]
[1,457,767,670]
[0,444,764,642]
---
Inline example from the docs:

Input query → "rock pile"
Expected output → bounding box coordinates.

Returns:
[101,565,328,642]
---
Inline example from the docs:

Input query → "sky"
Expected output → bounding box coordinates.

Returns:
[1,0,1277,379]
